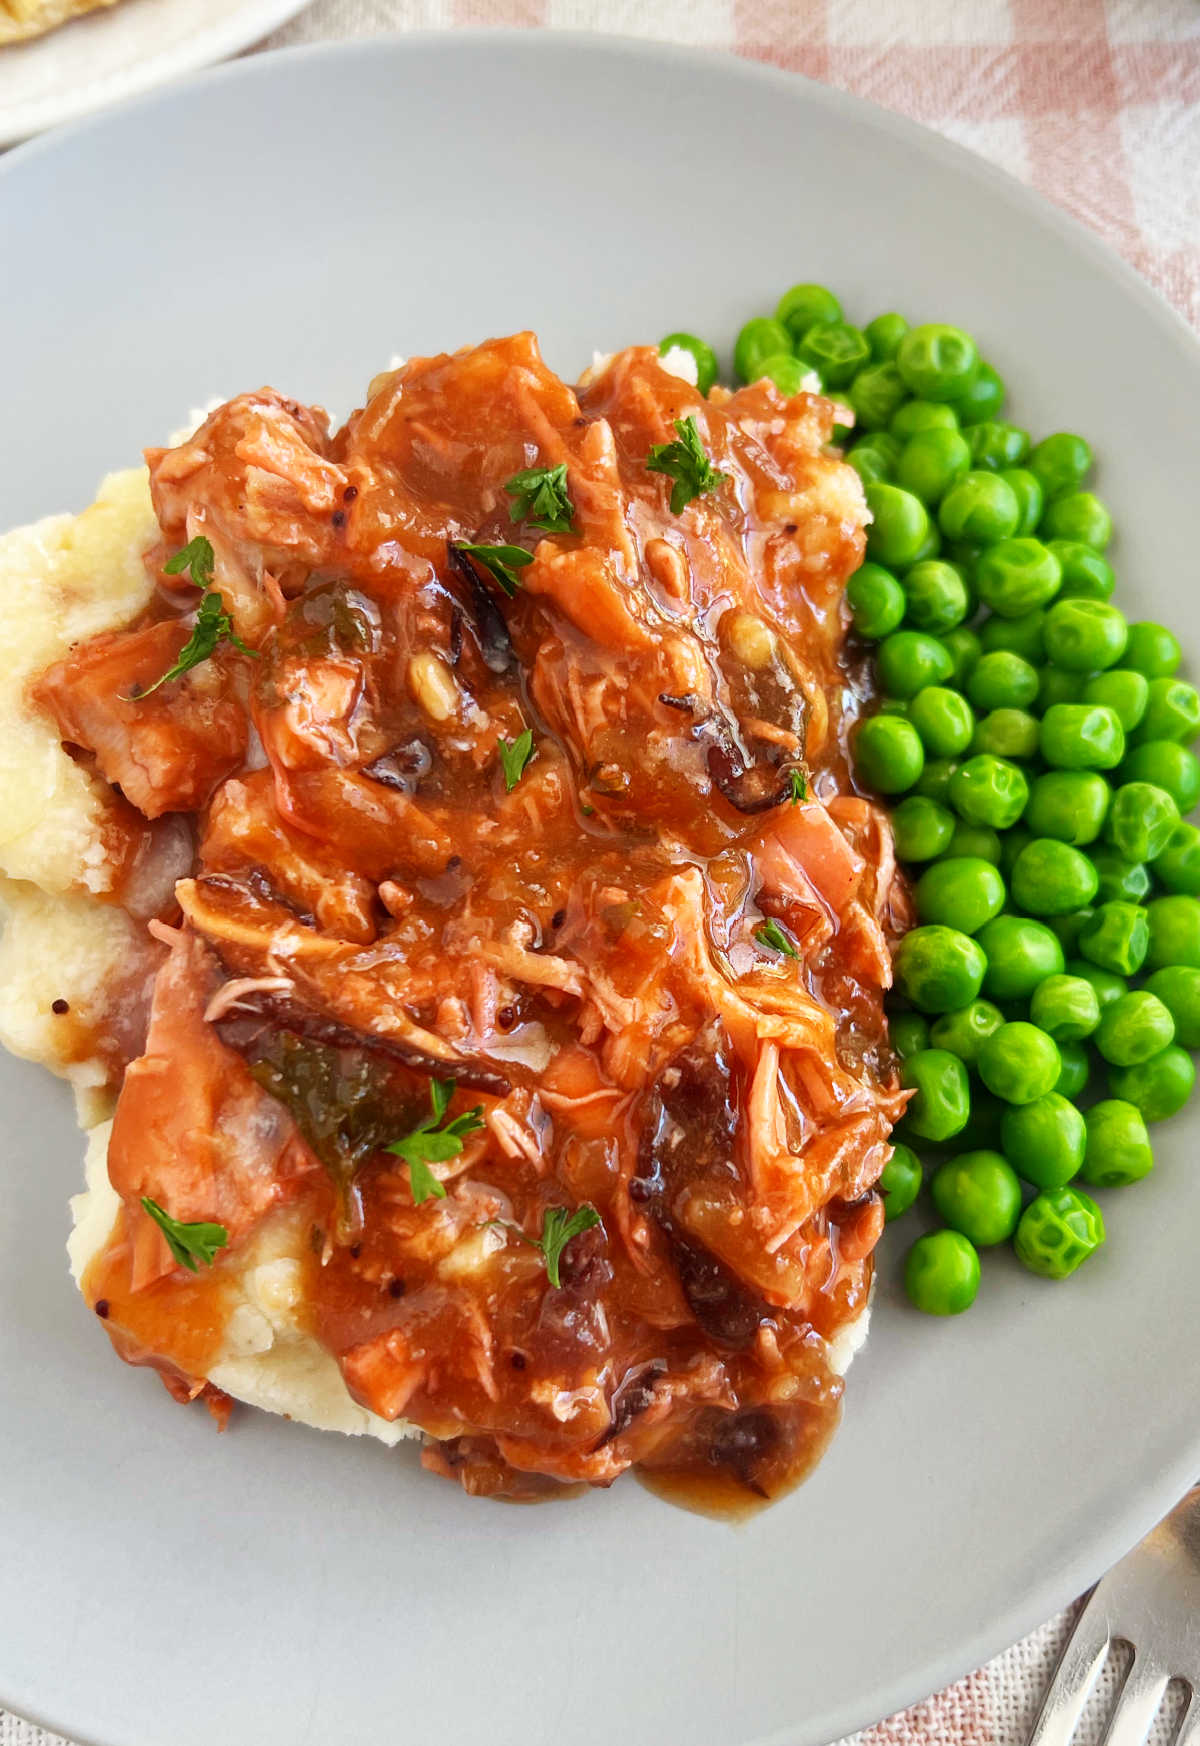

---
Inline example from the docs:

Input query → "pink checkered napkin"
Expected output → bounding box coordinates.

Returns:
[3,5,1195,1746]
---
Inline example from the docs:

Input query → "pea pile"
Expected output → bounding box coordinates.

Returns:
[661,290,1200,1317]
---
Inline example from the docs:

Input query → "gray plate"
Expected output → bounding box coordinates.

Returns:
[1,33,1198,1746]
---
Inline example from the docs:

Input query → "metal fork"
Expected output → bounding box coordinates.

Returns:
[1028,1488,1200,1746]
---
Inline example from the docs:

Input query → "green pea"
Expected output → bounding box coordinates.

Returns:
[1000,468,1045,538]
[1102,781,1179,863]
[734,316,793,384]
[848,443,894,486]
[931,1151,1022,1246]
[658,332,718,397]
[915,758,959,804]
[1107,1045,1195,1123]
[1119,741,1200,812]
[1055,1039,1091,1099]
[878,1142,922,1221]
[967,651,1040,712]
[977,915,1065,999]
[754,351,812,396]
[975,537,1062,618]
[1024,771,1111,846]
[949,754,1029,829]
[854,715,925,794]
[847,563,907,639]
[890,1012,931,1058]
[1029,973,1101,1040]
[891,400,957,439]
[1089,848,1150,905]
[865,482,931,568]
[1131,677,1200,746]
[946,362,1001,427]
[1046,909,1094,956]
[971,708,1039,762]
[1038,667,1086,710]
[894,925,987,1013]
[1078,901,1150,975]
[1078,1100,1153,1188]
[904,1229,981,1315]
[890,794,956,862]
[1145,894,1200,970]
[1042,599,1127,672]
[1065,958,1128,1010]
[915,857,1006,935]
[939,471,1020,545]
[1144,965,1200,1048]
[1039,704,1125,771]
[1121,621,1180,679]
[877,629,955,699]
[1014,1186,1105,1279]
[1027,432,1092,500]
[941,626,983,687]
[1080,669,1148,732]
[945,821,1002,863]
[1095,990,1175,1067]
[901,1048,971,1141]
[1047,539,1115,602]
[797,320,870,388]
[908,521,943,566]
[978,1021,1062,1104]
[776,283,842,342]
[902,561,969,633]
[966,421,1030,471]
[894,430,972,508]
[930,999,1005,1066]
[1001,1092,1085,1190]
[908,686,975,759]
[943,537,984,571]
[998,824,1031,879]
[1010,839,1099,916]
[864,311,908,361]
[1152,822,1200,896]
[847,362,908,432]
[1040,490,1113,550]
[980,609,1046,664]
[896,323,979,402]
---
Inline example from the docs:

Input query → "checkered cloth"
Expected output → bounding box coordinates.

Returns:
[3,4,1196,1744]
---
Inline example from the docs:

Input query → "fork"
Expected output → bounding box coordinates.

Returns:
[1028,1487,1200,1746]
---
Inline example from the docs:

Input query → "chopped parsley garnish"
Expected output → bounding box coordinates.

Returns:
[755,918,800,960]
[387,1078,485,1204]
[162,534,215,588]
[788,768,807,805]
[645,415,729,514]
[452,541,534,598]
[141,1196,228,1272]
[494,1203,603,1288]
[499,727,535,792]
[130,538,258,698]
[504,463,575,533]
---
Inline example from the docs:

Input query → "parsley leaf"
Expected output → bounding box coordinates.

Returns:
[141,1196,228,1273]
[645,415,729,514]
[387,1078,485,1204]
[494,1203,603,1288]
[755,918,800,960]
[788,768,807,805]
[130,589,258,700]
[499,727,535,792]
[504,463,575,533]
[452,541,534,598]
[162,534,215,588]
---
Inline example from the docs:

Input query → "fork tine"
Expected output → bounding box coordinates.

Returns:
[1028,1611,1111,1746]
[1174,1693,1200,1746]
[1099,1659,1170,1746]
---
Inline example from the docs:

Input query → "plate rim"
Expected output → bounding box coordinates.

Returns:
[1,30,1199,1746]
[0,0,312,146]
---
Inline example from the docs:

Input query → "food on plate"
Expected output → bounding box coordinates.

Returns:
[0,332,909,1505]
[0,0,119,43]
[722,287,1200,1309]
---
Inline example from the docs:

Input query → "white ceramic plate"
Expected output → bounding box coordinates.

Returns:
[2,33,1199,1746]
[0,0,310,145]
